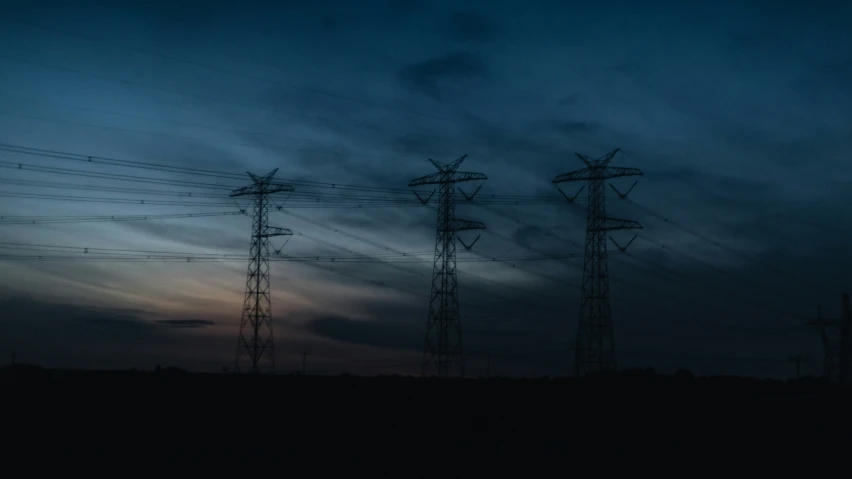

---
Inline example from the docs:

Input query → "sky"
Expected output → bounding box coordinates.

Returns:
[0,0,850,378]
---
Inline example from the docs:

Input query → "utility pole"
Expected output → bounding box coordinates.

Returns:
[807,293,851,384]
[486,355,491,378]
[231,168,294,374]
[302,353,307,376]
[840,293,851,384]
[808,305,837,381]
[552,148,643,377]
[409,154,486,378]
[788,354,808,379]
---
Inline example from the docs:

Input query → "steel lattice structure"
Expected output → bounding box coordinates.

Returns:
[409,155,486,377]
[808,293,852,383]
[231,169,294,374]
[553,148,642,377]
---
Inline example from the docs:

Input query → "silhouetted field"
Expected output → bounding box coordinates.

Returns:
[5,365,850,459]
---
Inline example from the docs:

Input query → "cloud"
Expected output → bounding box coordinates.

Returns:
[306,315,421,352]
[398,52,490,101]
[442,10,495,43]
[0,0,848,379]
[387,0,429,15]
[558,93,582,106]
[87,316,159,330]
[155,319,215,328]
[558,121,598,136]
[130,3,217,32]
[118,219,248,252]
[89,316,213,332]
[607,61,646,77]
[320,16,346,32]
[0,294,221,369]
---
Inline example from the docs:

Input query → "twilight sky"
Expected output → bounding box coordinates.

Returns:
[0,0,850,378]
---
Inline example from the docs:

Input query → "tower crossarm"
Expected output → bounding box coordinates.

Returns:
[589,217,643,232]
[230,185,260,197]
[408,171,487,187]
[552,167,592,183]
[408,171,444,187]
[269,182,296,192]
[602,167,644,179]
[553,167,644,184]
[230,183,294,197]
[259,227,293,238]
[447,218,486,232]
[452,172,488,183]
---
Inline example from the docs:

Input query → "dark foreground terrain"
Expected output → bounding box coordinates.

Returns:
[4,365,851,464]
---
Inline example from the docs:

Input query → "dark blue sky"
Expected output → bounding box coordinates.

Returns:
[0,0,850,377]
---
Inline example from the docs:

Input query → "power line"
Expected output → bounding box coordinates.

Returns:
[426,205,708,323]
[0,142,574,202]
[1,94,563,174]
[463,208,707,324]
[0,191,238,207]
[274,194,811,342]
[0,191,574,211]
[0,93,407,164]
[0,178,229,197]
[276,207,574,322]
[0,240,421,259]
[0,140,409,192]
[0,249,581,265]
[549,193,813,327]
[609,250,777,324]
[0,211,241,225]
[628,199,832,296]
[0,158,235,190]
[634,232,809,322]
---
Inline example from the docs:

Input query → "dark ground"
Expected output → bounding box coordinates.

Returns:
[4,365,851,465]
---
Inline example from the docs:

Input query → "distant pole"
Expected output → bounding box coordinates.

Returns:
[839,293,851,384]
[302,353,307,375]
[486,355,491,378]
[788,354,808,379]
[806,294,849,383]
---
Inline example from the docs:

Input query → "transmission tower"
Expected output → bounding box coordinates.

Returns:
[808,293,851,383]
[231,168,294,374]
[553,148,643,377]
[409,154,486,377]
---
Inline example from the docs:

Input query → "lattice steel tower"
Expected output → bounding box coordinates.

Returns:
[409,155,486,377]
[808,293,852,383]
[231,169,294,374]
[553,148,643,376]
